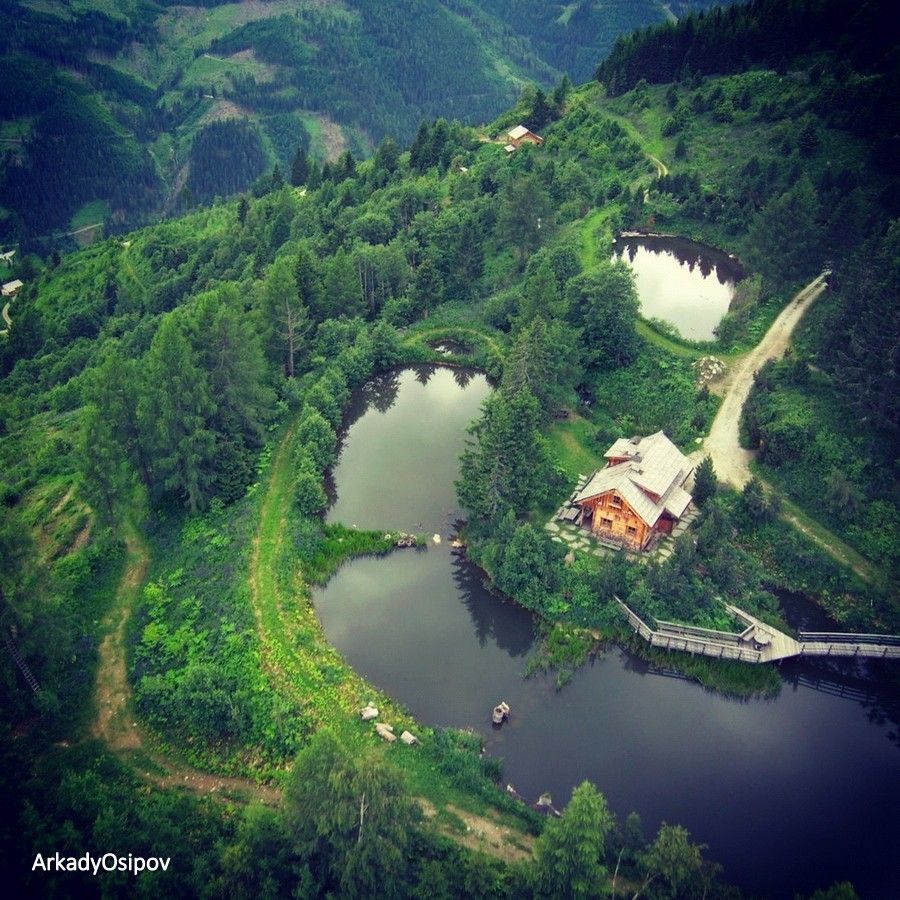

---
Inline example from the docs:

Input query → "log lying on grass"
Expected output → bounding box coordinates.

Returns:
[375,723,396,742]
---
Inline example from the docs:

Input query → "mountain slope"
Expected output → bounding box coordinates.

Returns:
[0,0,732,245]
[470,0,725,82]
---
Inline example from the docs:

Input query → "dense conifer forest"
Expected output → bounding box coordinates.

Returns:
[1,0,898,897]
[0,0,724,244]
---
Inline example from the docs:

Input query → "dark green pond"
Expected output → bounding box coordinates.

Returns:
[315,366,899,898]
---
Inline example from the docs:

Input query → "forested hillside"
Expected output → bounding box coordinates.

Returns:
[1,0,898,896]
[472,0,723,81]
[0,0,731,246]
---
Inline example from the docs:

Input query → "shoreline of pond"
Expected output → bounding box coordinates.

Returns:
[313,365,899,898]
[618,229,746,269]
[321,364,877,699]
[612,233,744,342]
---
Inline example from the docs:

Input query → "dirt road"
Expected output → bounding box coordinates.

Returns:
[702,272,829,487]
[92,523,280,804]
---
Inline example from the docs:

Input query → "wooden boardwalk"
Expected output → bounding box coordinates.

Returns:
[4,631,40,693]
[616,598,900,664]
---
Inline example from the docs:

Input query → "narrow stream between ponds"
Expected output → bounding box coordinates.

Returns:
[612,235,743,342]
[314,366,899,898]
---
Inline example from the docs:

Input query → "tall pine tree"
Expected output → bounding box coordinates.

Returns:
[290,147,309,187]
[138,316,217,512]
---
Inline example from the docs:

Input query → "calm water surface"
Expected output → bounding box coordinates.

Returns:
[612,236,743,341]
[315,368,899,898]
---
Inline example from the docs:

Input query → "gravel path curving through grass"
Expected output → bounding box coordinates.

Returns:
[701,272,828,488]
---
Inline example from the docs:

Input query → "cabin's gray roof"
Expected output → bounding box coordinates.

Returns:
[575,432,693,526]
[662,484,692,519]
[508,125,530,140]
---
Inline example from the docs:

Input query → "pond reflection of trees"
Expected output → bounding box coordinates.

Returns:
[614,236,744,287]
[452,552,535,658]
[414,364,437,386]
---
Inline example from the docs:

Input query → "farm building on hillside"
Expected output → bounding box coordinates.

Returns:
[506,125,543,149]
[2,279,23,297]
[573,432,693,551]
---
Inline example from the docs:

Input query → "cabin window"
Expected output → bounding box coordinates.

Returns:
[609,495,622,508]
[600,517,613,529]
[626,526,637,537]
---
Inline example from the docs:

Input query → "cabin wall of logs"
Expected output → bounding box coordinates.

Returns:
[582,491,649,549]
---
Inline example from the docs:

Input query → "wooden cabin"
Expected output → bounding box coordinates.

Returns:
[506,125,543,149]
[574,432,693,551]
[1,279,23,298]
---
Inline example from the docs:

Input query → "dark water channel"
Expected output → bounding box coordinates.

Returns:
[612,235,743,342]
[315,367,899,898]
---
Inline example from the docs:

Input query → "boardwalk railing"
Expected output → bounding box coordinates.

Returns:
[4,632,40,693]
[798,641,900,659]
[615,598,900,664]
[615,598,763,662]
[798,631,900,659]
[647,631,762,662]
[799,632,900,646]
[616,598,654,641]
[654,619,747,645]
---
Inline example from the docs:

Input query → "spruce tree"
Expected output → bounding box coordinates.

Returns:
[692,456,717,507]
[374,136,400,175]
[86,348,153,490]
[552,75,571,112]
[531,88,552,129]
[410,258,442,318]
[409,121,430,172]
[457,386,554,520]
[502,317,579,419]
[290,147,309,186]
[295,246,326,321]
[270,164,283,190]
[77,404,137,528]
[339,150,356,180]
[515,258,561,328]
[566,263,640,370]
[496,174,554,269]
[191,286,272,449]
[138,317,217,512]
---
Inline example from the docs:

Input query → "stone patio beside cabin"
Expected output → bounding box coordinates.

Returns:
[545,473,699,562]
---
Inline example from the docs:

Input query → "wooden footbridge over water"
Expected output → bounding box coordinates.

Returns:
[615,598,900,664]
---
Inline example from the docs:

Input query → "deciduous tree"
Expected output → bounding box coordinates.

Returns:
[530,781,615,899]
[283,730,418,898]
[261,255,311,377]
